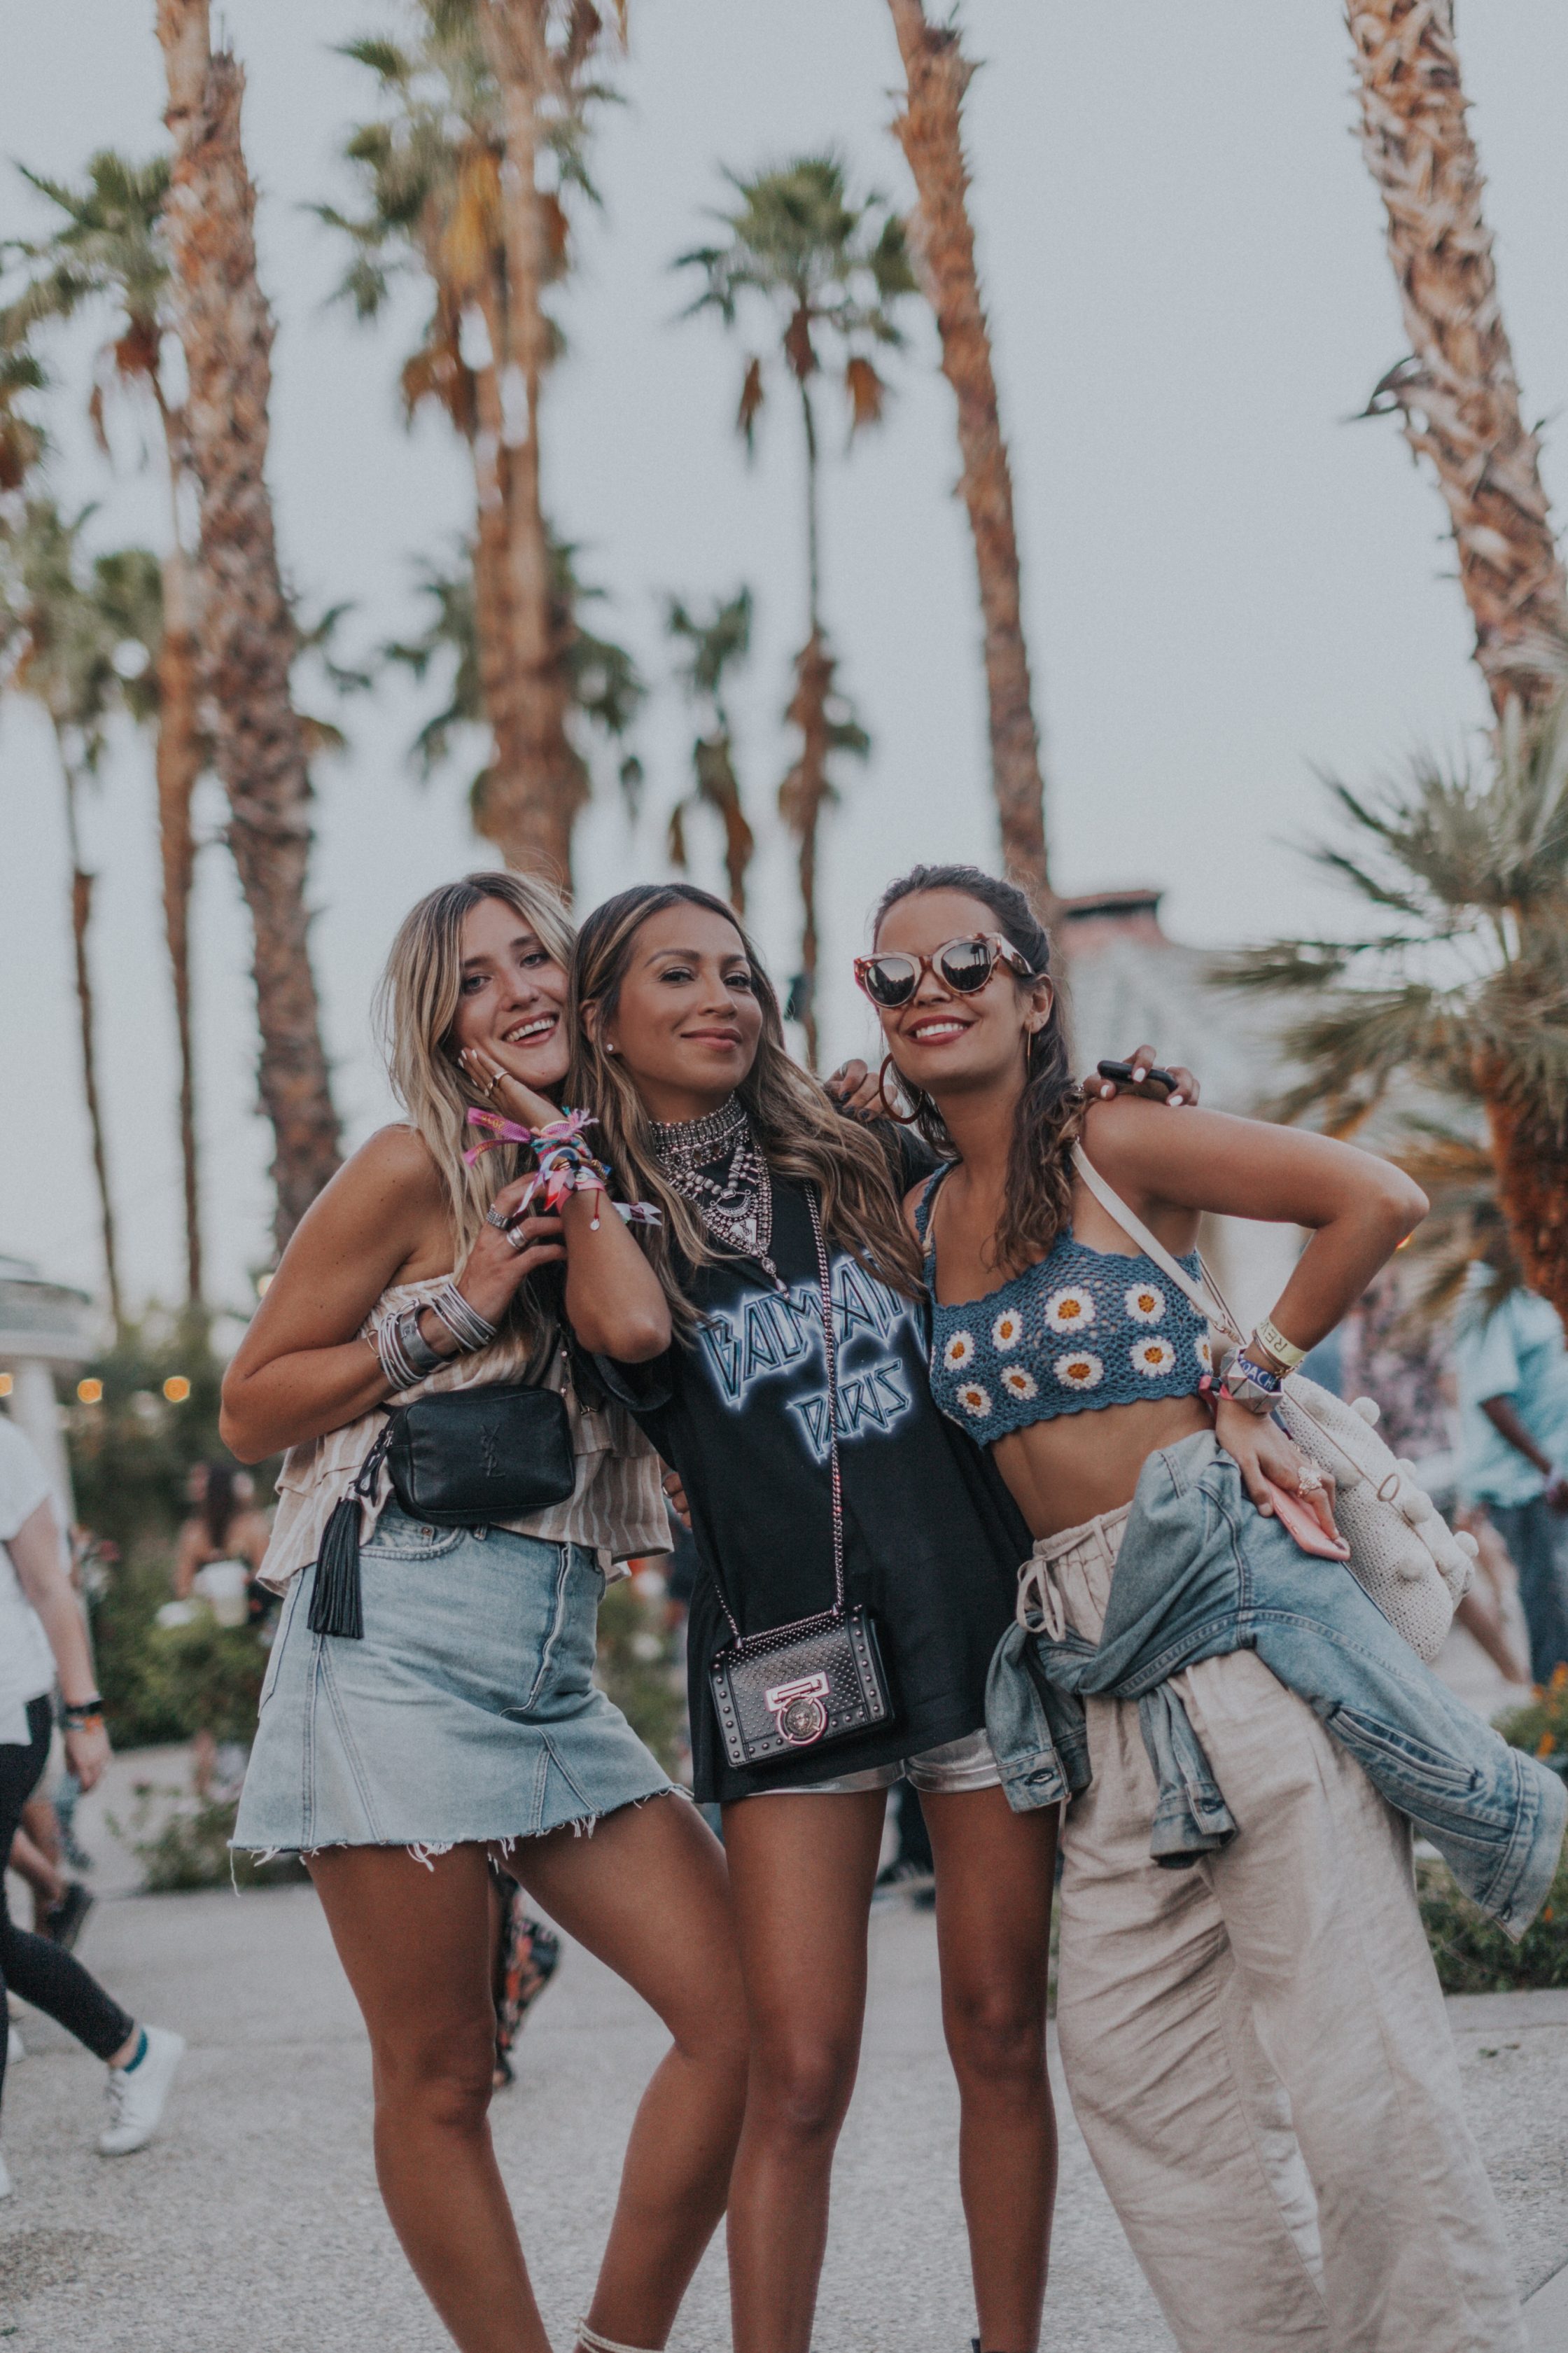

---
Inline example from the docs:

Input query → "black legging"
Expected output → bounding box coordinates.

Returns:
[0,1695,133,2113]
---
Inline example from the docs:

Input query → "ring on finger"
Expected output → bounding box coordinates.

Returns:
[1295,1460,1325,1497]
[485,1205,512,1231]
[504,1219,533,1255]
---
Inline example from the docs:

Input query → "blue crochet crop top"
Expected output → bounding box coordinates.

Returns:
[916,1168,1212,1443]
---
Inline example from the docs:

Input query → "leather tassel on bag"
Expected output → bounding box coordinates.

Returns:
[309,1492,367,1640]
[309,1418,394,1642]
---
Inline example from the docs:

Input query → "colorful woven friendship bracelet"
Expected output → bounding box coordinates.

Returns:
[464,1106,662,1233]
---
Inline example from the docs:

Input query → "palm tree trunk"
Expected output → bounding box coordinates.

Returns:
[476,0,585,890]
[1479,1081,1568,1329]
[799,377,822,636]
[779,631,835,1071]
[464,280,536,830]
[887,0,1051,914]
[157,0,342,1252]
[1349,0,1568,721]
[155,544,204,1308]
[59,752,122,1328]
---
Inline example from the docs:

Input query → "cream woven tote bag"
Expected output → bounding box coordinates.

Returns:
[1071,1145,1474,1663]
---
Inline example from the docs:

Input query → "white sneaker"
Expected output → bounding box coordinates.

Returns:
[0,2146,12,2198]
[6,2023,24,2066]
[98,2026,186,2156]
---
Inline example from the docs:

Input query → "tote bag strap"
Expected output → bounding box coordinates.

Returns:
[1070,1143,1245,1346]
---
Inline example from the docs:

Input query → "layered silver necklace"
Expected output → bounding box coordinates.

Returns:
[650,1094,785,1292]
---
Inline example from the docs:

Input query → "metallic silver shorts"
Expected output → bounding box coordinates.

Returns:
[752,1726,1000,1799]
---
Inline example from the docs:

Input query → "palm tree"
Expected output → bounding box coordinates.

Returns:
[157,0,342,1253]
[384,530,643,825]
[885,0,1051,914]
[1222,697,1568,1325]
[0,346,46,493]
[678,155,912,1064]
[328,1,625,888]
[1,148,207,1304]
[1349,0,1568,721]
[665,587,756,914]
[0,503,157,1328]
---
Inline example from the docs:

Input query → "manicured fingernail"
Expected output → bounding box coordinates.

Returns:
[1133,1067,1147,1082]
[1168,1092,1184,1107]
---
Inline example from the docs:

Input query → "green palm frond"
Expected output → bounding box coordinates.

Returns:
[676,153,913,432]
[1217,683,1568,1299]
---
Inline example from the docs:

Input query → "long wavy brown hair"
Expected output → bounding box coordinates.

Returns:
[569,884,923,1329]
[374,870,578,1357]
[873,864,1084,1274]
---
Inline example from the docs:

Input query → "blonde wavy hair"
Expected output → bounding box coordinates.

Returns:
[374,872,577,1340]
[568,884,923,1332]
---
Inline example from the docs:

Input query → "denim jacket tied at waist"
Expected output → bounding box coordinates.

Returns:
[985,1430,1565,1939]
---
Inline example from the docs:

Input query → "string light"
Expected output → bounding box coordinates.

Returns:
[76,1378,104,1405]
[0,1373,12,1397]
[162,1376,191,1404]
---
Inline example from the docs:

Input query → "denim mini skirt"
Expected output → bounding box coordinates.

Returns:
[233,1507,672,1854]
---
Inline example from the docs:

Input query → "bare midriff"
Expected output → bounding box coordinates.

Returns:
[992,1392,1212,1542]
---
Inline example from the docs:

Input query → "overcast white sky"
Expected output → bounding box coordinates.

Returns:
[3,1,1566,1318]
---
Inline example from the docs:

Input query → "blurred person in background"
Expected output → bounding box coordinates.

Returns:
[0,1411,184,2194]
[1347,1265,1530,1689]
[173,1460,273,1624]
[1455,1239,1568,1689]
[170,1461,275,1796]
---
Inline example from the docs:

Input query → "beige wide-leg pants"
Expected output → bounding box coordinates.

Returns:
[1038,1507,1524,2353]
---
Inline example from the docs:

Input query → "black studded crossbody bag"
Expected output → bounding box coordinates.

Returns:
[707,1189,895,1769]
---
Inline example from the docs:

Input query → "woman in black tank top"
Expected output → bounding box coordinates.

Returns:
[573,881,1186,2353]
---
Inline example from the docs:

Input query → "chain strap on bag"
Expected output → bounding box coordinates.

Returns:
[708,1188,895,1767]
[1070,1143,1474,1662]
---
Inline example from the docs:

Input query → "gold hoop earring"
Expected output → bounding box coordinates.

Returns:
[878,1055,924,1126]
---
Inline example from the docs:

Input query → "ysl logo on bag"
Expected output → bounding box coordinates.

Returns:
[479,1417,503,1477]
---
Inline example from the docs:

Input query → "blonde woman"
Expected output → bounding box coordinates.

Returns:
[223,874,748,2353]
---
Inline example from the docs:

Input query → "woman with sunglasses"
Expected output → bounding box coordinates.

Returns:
[223,873,749,2353]
[864,862,1529,2353]
[569,881,1196,2353]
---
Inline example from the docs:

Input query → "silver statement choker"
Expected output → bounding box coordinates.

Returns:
[650,1094,784,1291]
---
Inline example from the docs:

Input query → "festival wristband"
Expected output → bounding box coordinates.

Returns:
[1254,1315,1307,1371]
[62,1698,105,1729]
[1217,1347,1283,1416]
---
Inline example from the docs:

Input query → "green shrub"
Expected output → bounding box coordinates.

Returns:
[1419,1855,1568,1992]
[94,1544,190,1747]
[596,1575,685,1773]
[94,1546,267,1750]
[1496,1664,1568,1779]
[134,1616,267,1745]
[118,1784,304,1894]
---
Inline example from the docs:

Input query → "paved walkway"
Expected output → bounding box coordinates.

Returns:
[3,1750,1567,2349]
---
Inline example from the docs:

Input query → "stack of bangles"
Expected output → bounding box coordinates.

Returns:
[372,1107,663,1397]
[1214,1314,1308,1416]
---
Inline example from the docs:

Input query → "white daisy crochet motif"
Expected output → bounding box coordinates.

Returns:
[943,1331,976,1371]
[992,1308,1024,1352]
[1044,1287,1094,1335]
[1001,1366,1038,1401]
[1125,1282,1166,1325]
[1194,1334,1213,1374]
[1132,1337,1177,1378]
[1054,1350,1105,1390]
[955,1381,993,1418]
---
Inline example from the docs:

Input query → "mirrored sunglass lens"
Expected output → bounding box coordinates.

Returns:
[865,957,918,1003]
[939,940,995,991]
